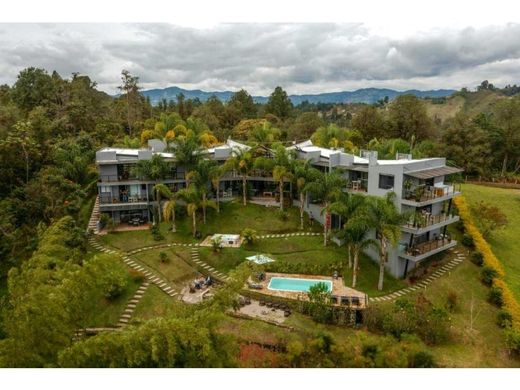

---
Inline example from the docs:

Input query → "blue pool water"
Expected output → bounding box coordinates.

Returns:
[267,277,333,293]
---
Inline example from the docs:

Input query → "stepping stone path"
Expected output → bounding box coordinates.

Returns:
[368,248,467,303]
[126,242,201,256]
[118,281,149,327]
[189,248,230,282]
[257,232,322,239]
[87,236,179,299]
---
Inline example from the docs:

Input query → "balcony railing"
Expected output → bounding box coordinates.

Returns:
[99,196,149,205]
[402,213,458,229]
[403,182,461,202]
[347,179,368,193]
[402,236,454,258]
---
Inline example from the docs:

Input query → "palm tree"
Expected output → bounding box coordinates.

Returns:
[341,216,377,288]
[176,185,217,238]
[364,192,406,291]
[293,161,320,230]
[174,135,201,187]
[132,154,170,224]
[225,147,255,206]
[150,183,176,232]
[210,164,228,213]
[187,159,217,225]
[304,170,346,246]
[273,165,293,211]
[330,192,366,267]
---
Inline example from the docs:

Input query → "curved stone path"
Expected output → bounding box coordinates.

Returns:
[369,248,467,303]
[88,236,179,299]
[118,281,149,327]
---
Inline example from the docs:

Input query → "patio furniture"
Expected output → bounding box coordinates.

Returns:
[284,310,291,317]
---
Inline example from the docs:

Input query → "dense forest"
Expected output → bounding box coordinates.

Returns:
[1,67,520,366]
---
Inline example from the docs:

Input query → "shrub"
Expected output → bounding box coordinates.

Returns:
[99,213,110,228]
[470,251,484,266]
[445,290,458,312]
[505,328,520,355]
[461,233,474,248]
[211,236,223,252]
[410,351,436,368]
[150,224,164,241]
[488,286,504,307]
[241,228,257,245]
[159,251,169,263]
[481,266,497,286]
[497,310,513,328]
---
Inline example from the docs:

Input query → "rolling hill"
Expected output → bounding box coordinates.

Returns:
[140,86,456,105]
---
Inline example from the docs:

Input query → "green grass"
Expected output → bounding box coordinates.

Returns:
[100,201,319,252]
[461,183,520,302]
[199,235,406,297]
[131,247,198,285]
[131,285,178,323]
[85,272,141,327]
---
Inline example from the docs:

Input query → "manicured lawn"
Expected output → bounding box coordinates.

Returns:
[131,247,198,286]
[131,285,178,323]
[86,272,141,327]
[100,201,319,251]
[461,183,520,302]
[199,235,406,297]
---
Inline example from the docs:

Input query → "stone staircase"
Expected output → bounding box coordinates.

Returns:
[118,281,149,327]
[189,248,230,282]
[87,196,100,234]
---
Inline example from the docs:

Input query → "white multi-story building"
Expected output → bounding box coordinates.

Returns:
[95,138,462,278]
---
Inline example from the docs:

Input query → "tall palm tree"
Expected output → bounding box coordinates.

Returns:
[224,147,255,206]
[174,135,201,187]
[152,183,177,232]
[132,154,170,224]
[272,165,293,211]
[187,159,217,225]
[340,216,377,288]
[210,164,228,213]
[304,170,346,246]
[330,192,366,267]
[364,192,406,291]
[152,183,172,224]
[292,161,319,230]
[176,185,217,238]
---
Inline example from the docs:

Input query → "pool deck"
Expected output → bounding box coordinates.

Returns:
[250,272,368,309]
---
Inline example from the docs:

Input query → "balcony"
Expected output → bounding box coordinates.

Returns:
[347,179,368,193]
[401,183,461,207]
[399,236,457,262]
[99,196,149,205]
[401,213,460,234]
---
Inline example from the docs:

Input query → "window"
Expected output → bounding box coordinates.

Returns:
[100,186,111,193]
[379,174,394,190]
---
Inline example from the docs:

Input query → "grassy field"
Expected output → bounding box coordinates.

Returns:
[100,201,319,251]
[131,247,199,285]
[199,235,406,297]
[131,285,178,323]
[85,272,141,327]
[461,183,520,302]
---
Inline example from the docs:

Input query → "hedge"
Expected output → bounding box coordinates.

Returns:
[454,196,520,328]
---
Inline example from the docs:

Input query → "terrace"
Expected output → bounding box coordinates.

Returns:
[402,182,461,206]
[401,212,460,234]
[400,236,457,262]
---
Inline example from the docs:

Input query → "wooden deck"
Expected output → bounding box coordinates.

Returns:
[250,272,368,309]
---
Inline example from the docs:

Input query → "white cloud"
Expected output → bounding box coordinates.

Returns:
[0,23,519,95]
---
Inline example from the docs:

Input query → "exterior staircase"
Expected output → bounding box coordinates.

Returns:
[87,196,101,234]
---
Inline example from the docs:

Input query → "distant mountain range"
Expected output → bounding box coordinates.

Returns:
[140,86,456,105]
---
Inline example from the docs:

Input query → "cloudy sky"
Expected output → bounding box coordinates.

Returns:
[1,22,520,95]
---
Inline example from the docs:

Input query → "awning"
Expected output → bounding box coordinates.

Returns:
[405,166,463,180]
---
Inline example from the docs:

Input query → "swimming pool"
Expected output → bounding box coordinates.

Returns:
[267,277,333,293]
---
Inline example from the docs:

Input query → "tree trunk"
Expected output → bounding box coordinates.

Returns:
[156,186,162,224]
[279,180,284,211]
[502,152,509,177]
[377,238,386,291]
[192,211,197,238]
[348,245,352,268]
[352,250,359,288]
[202,192,207,224]
[242,175,247,205]
[172,205,176,232]
[299,191,305,230]
[216,180,220,213]
[323,210,328,246]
